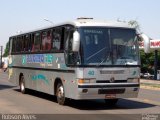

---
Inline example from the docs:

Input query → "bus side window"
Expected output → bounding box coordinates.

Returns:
[52,28,62,51]
[28,34,33,52]
[60,27,65,50]
[42,30,52,51]
[21,36,25,52]
[16,37,21,52]
[31,34,35,52]
[47,30,52,50]
[12,38,16,53]
[64,26,73,51]
[65,29,75,65]
[9,38,13,54]
[24,35,29,52]
[14,38,18,52]
[14,37,17,52]
[42,31,47,51]
[68,31,73,52]
[32,33,41,52]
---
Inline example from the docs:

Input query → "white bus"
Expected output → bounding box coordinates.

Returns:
[8,18,150,105]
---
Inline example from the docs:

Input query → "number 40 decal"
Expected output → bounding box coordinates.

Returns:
[88,71,95,76]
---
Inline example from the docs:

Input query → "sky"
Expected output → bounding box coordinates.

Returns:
[0,0,160,51]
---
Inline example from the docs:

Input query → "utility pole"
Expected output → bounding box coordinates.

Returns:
[154,50,158,80]
[0,46,3,68]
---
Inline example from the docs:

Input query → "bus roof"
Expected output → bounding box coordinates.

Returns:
[70,18,133,28]
[10,18,134,37]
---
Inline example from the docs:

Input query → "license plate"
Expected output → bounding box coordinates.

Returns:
[105,94,116,99]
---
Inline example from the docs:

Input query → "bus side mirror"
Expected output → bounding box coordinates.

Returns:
[72,31,80,52]
[139,34,150,53]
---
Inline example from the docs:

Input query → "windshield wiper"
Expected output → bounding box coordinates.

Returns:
[97,51,111,66]
[86,47,107,61]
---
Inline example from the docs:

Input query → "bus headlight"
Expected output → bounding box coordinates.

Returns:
[78,79,96,84]
[128,78,140,83]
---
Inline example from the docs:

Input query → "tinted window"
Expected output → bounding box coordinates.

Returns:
[32,33,41,52]
[52,28,62,51]
[42,30,52,51]
[24,35,29,52]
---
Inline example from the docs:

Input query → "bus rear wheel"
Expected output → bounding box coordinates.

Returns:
[104,99,118,106]
[20,76,26,94]
[56,83,66,105]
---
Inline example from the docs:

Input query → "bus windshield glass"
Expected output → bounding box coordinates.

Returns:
[79,27,139,66]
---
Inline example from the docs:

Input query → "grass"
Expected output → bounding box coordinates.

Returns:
[141,83,160,88]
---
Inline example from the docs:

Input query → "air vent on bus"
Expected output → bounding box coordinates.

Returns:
[77,17,93,20]
[98,89,125,94]
[96,80,127,83]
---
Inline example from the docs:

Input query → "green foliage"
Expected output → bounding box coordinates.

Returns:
[127,20,157,73]
[3,41,9,57]
[128,20,141,32]
[140,50,160,74]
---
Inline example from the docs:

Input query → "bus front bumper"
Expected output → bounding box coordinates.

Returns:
[75,83,139,100]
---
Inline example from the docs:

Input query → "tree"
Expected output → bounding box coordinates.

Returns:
[128,20,141,33]
[3,41,9,57]
[128,20,155,73]
[140,50,155,74]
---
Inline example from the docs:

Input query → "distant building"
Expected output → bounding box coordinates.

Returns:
[139,39,160,50]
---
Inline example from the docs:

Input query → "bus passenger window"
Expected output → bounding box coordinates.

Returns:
[24,35,29,52]
[28,34,33,52]
[42,31,52,51]
[12,38,16,53]
[65,30,77,65]
[46,31,52,50]
[16,37,21,52]
[52,28,62,51]
[32,33,41,52]
[21,36,25,52]
[42,32,47,51]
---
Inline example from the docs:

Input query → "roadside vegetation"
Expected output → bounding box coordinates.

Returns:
[141,83,160,88]
[141,83,160,90]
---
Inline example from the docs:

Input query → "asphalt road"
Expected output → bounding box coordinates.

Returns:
[0,72,160,120]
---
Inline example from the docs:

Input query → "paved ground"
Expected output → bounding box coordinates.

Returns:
[140,78,160,90]
[0,71,160,120]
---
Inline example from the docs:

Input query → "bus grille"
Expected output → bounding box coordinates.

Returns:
[98,89,125,94]
[96,80,127,83]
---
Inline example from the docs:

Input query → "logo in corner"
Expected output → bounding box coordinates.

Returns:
[110,77,115,83]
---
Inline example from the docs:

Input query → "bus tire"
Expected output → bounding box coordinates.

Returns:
[104,99,118,106]
[20,76,26,94]
[56,83,66,105]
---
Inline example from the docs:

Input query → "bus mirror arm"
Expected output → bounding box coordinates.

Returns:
[138,33,150,53]
[72,31,80,52]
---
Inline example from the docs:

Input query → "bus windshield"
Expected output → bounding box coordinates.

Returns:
[79,27,139,66]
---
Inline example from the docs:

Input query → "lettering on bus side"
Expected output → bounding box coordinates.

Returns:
[22,54,57,65]
[31,74,49,85]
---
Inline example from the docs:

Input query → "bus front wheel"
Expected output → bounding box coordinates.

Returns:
[20,76,26,94]
[56,83,66,105]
